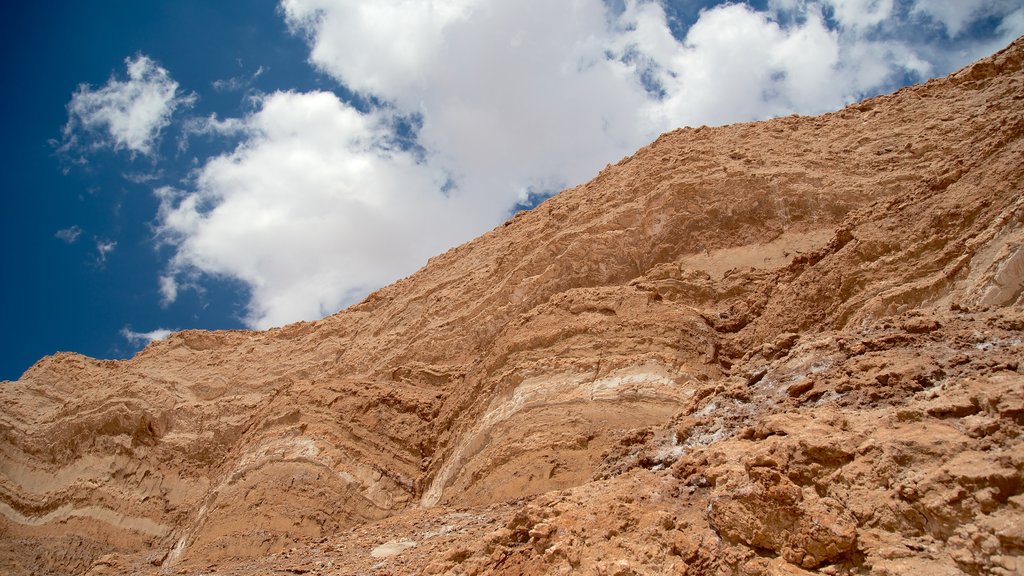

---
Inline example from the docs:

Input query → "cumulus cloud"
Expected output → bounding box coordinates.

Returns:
[155,0,1023,329]
[62,54,195,157]
[121,327,174,346]
[283,0,662,207]
[777,0,1024,69]
[156,90,475,328]
[620,2,853,127]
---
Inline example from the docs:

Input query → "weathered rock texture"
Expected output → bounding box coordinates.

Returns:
[3,38,1023,576]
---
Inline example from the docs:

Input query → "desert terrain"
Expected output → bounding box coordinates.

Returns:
[2,37,1022,576]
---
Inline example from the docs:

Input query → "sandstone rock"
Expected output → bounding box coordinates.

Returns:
[708,468,857,568]
[3,34,1024,576]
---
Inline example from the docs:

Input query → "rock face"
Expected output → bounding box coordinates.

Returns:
[2,38,1023,576]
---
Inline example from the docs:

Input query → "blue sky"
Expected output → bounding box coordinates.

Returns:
[2,0,1022,381]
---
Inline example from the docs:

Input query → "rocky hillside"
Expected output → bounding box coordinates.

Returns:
[2,37,1022,576]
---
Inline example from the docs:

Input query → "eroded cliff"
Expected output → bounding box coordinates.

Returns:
[2,37,1023,576]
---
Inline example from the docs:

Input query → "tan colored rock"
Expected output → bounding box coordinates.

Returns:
[2,34,1024,576]
[708,468,857,568]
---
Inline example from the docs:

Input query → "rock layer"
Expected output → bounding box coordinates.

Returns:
[2,37,1023,576]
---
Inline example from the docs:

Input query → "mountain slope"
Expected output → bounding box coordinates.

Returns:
[2,37,1023,576]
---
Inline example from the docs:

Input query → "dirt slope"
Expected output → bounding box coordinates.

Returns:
[2,37,1022,576]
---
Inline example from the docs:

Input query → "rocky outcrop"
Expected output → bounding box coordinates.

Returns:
[2,37,1023,576]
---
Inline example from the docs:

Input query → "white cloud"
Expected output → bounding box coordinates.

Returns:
[95,239,117,265]
[159,275,179,306]
[154,0,1024,329]
[620,2,853,127]
[282,0,476,98]
[62,54,195,157]
[911,0,1004,37]
[122,170,164,184]
[212,65,266,92]
[823,0,895,30]
[184,113,248,137]
[55,225,83,244]
[157,90,477,328]
[121,327,174,346]
[283,0,664,206]
[968,6,1024,63]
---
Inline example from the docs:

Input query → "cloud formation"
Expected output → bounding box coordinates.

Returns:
[95,239,117,266]
[910,0,1017,37]
[212,65,266,92]
[156,0,1024,329]
[157,90,473,328]
[121,327,173,346]
[62,54,194,157]
[55,225,83,244]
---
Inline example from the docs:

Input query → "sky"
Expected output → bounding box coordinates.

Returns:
[2,0,1022,381]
